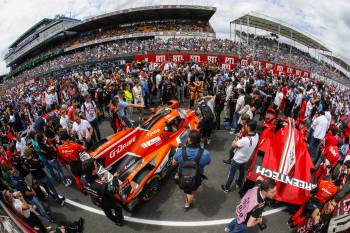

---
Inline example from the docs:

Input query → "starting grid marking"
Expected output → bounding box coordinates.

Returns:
[66,198,287,227]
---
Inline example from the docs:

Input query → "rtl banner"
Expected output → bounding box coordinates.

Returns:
[134,53,310,78]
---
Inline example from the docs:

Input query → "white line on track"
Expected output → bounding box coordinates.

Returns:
[66,199,287,227]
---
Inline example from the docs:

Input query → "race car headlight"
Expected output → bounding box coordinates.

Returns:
[119,181,132,201]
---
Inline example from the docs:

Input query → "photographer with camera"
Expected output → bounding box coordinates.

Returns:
[224,178,277,233]
[81,158,124,226]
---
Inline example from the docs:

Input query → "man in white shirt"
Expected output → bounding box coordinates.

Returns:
[309,111,328,162]
[324,105,332,131]
[72,115,94,148]
[232,89,245,133]
[222,120,259,192]
[155,72,162,100]
[81,94,101,142]
[273,87,284,111]
[15,133,26,156]
[293,89,303,119]
[78,80,89,96]
[59,105,70,131]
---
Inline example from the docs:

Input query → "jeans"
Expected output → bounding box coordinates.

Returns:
[143,93,150,107]
[29,196,49,220]
[233,112,240,130]
[126,100,133,120]
[309,136,321,163]
[122,115,133,128]
[226,219,248,233]
[224,159,246,190]
[48,159,66,183]
[177,85,185,102]
[38,155,54,178]
[89,118,101,141]
[215,109,223,129]
[38,176,60,202]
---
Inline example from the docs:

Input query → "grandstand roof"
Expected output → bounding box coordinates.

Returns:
[323,54,350,72]
[67,5,216,32]
[9,18,52,48]
[230,13,330,52]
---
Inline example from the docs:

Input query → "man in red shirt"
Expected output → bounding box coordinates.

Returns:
[57,131,85,189]
[67,100,78,122]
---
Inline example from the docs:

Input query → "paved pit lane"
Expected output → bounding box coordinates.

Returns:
[44,119,294,233]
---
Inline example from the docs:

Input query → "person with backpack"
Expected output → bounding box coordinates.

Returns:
[221,120,259,192]
[214,85,226,130]
[197,96,215,147]
[172,130,211,210]
[224,178,276,233]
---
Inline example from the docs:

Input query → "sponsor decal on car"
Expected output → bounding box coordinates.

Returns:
[110,137,136,158]
[147,129,160,137]
[255,166,316,191]
[141,136,162,149]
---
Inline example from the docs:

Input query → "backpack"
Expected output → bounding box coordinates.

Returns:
[236,186,265,224]
[198,101,214,123]
[178,146,204,192]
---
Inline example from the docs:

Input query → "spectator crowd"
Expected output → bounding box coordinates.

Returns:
[0,36,349,232]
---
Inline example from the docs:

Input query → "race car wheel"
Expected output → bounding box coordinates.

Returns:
[142,175,161,202]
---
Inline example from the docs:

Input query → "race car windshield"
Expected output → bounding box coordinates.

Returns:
[141,109,171,130]
[109,153,142,181]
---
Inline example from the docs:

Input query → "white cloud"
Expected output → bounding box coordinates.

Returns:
[1,0,350,75]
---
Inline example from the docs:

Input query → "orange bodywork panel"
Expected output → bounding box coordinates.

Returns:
[87,107,199,209]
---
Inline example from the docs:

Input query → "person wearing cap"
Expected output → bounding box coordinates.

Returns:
[57,130,86,189]
[81,94,101,142]
[222,120,259,193]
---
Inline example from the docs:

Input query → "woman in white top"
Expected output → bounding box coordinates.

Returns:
[132,81,144,122]
[3,190,48,232]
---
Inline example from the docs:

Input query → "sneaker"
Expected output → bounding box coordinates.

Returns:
[223,159,231,164]
[184,202,191,210]
[229,129,235,135]
[46,226,52,231]
[224,227,230,232]
[58,197,65,206]
[64,179,72,187]
[221,185,230,193]
[233,184,240,190]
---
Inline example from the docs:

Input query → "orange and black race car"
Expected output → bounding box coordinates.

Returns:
[82,107,199,211]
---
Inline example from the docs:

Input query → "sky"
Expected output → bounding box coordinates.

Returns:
[1,0,350,75]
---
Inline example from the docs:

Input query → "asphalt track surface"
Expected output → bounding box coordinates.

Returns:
[43,114,295,233]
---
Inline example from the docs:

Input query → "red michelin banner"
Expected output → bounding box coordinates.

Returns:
[134,53,311,78]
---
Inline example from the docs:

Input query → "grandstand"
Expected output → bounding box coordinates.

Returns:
[230,12,350,88]
[4,5,216,77]
[2,5,350,90]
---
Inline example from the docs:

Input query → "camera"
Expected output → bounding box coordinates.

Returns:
[258,222,267,231]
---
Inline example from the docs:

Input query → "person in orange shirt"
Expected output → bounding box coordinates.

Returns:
[289,173,338,227]
[57,130,86,189]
